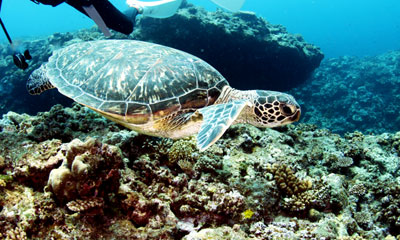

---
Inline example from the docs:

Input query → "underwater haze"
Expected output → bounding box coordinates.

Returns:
[2,1,400,239]
[1,0,400,57]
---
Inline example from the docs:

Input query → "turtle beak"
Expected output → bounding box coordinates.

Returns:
[282,105,301,124]
[291,109,301,122]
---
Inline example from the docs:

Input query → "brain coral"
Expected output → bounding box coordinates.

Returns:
[47,138,123,205]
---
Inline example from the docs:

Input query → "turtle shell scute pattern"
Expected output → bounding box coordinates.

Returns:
[45,40,229,124]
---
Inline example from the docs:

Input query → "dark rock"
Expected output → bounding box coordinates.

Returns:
[133,2,323,91]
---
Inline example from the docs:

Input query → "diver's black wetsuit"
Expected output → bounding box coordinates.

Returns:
[33,0,134,35]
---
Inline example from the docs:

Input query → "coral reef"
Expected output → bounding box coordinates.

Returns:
[0,103,120,142]
[1,104,400,239]
[375,184,400,235]
[291,50,400,134]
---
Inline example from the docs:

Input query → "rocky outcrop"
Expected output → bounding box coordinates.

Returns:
[134,1,324,91]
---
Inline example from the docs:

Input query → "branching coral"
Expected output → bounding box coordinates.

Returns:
[348,183,367,197]
[168,137,198,164]
[266,163,312,196]
[2,226,27,240]
[28,104,116,142]
[66,197,104,212]
[266,163,332,214]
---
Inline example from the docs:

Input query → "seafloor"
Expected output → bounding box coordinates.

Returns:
[1,104,400,239]
[0,2,400,240]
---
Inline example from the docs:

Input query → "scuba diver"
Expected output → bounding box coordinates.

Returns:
[0,0,245,69]
[31,0,184,36]
[33,0,245,36]
[29,0,245,36]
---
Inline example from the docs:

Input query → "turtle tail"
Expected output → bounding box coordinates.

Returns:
[27,65,55,95]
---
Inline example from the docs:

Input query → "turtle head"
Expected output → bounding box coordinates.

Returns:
[26,64,55,95]
[249,90,301,128]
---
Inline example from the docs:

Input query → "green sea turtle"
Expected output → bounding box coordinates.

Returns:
[27,40,300,151]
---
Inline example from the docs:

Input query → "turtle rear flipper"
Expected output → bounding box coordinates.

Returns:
[27,65,55,95]
[196,99,251,151]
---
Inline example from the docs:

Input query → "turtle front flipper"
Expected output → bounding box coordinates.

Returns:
[197,100,251,151]
[27,65,55,95]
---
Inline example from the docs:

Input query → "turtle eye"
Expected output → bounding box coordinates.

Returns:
[281,104,294,116]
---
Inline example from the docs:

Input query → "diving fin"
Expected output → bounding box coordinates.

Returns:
[126,0,183,18]
[82,5,111,37]
[210,0,245,12]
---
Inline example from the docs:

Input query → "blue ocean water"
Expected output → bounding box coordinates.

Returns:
[1,0,400,58]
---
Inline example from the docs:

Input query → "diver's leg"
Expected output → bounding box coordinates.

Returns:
[66,0,134,35]
[124,7,139,25]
